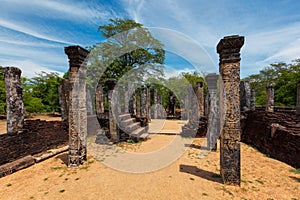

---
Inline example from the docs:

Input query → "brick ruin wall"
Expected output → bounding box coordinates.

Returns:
[0,120,68,166]
[241,110,300,168]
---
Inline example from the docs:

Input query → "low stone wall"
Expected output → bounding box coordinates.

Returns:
[241,110,300,168]
[0,120,68,166]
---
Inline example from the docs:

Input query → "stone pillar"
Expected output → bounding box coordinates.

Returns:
[124,85,129,113]
[4,67,24,134]
[184,94,189,120]
[141,87,146,117]
[297,81,300,116]
[136,92,141,118]
[205,73,219,152]
[217,35,244,186]
[86,89,94,115]
[240,81,251,111]
[95,83,104,115]
[146,86,151,121]
[168,92,176,116]
[266,86,274,112]
[196,81,204,116]
[153,89,158,119]
[204,93,209,118]
[250,89,255,110]
[106,78,119,143]
[65,45,89,167]
[59,79,69,122]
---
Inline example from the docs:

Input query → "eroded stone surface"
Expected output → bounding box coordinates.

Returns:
[266,86,274,112]
[4,67,24,135]
[196,81,204,116]
[240,81,251,111]
[95,83,104,115]
[65,45,89,167]
[217,35,244,186]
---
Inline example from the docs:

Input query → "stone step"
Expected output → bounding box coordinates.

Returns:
[120,118,136,127]
[124,122,140,133]
[138,133,149,141]
[118,113,131,121]
[129,127,145,138]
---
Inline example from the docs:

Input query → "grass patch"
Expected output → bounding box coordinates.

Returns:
[202,193,208,196]
[75,177,80,181]
[64,178,68,181]
[79,165,89,170]
[255,179,264,185]
[43,177,48,181]
[44,192,49,195]
[189,177,195,181]
[220,187,233,196]
[6,183,12,187]
[59,173,64,177]
[51,166,67,171]
[264,154,271,158]
[59,189,65,193]
[29,196,34,199]
[289,168,300,174]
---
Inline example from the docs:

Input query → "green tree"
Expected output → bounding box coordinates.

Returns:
[87,18,165,90]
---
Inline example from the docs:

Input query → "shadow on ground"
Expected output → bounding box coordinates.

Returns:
[179,164,222,183]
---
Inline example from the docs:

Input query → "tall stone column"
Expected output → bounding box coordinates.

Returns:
[296,81,300,116]
[240,81,251,111]
[136,92,141,118]
[95,83,104,115]
[86,89,94,115]
[153,89,158,119]
[196,81,204,116]
[217,35,244,186]
[4,67,24,134]
[266,86,274,112]
[146,86,151,121]
[59,79,69,122]
[250,89,255,110]
[65,45,89,167]
[205,73,219,152]
[124,85,129,113]
[141,87,146,117]
[106,78,119,143]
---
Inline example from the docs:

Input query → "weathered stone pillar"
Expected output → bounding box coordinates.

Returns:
[205,73,219,152]
[240,81,251,111]
[65,45,89,167]
[168,92,176,116]
[136,92,141,118]
[196,81,204,116]
[124,85,129,113]
[296,81,300,116]
[141,87,146,117]
[217,35,244,186]
[95,83,104,115]
[59,79,69,122]
[266,86,274,112]
[106,78,119,143]
[250,89,255,110]
[146,86,151,121]
[153,89,158,119]
[86,89,94,115]
[4,67,24,134]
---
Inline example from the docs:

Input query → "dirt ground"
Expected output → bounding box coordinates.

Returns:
[0,118,299,200]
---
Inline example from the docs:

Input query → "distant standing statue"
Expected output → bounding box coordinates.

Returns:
[168,92,176,116]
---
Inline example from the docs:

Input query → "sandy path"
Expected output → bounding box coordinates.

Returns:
[0,121,299,199]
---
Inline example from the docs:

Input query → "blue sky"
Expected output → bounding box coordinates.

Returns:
[0,0,300,78]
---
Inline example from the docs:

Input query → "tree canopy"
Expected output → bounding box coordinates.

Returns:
[87,18,165,90]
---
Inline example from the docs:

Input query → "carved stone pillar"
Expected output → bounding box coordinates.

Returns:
[65,45,89,167]
[59,79,69,122]
[196,81,204,116]
[296,81,300,116]
[205,73,219,152]
[106,78,119,143]
[217,35,244,186]
[240,81,251,111]
[250,89,255,110]
[153,89,158,119]
[4,67,24,134]
[95,83,104,115]
[146,86,151,121]
[266,86,274,112]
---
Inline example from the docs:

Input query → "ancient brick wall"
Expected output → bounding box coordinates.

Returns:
[241,110,300,168]
[0,120,68,166]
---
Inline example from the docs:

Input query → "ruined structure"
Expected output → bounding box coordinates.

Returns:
[205,73,219,151]
[266,86,274,112]
[196,81,204,116]
[106,78,119,143]
[4,67,24,134]
[59,79,69,122]
[240,81,251,111]
[217,35,244,185]
[65,46,89,167]
[296,81,300,116]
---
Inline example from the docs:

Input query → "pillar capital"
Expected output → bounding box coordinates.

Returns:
[205,73,219,90]
[217,35,244,64]
[64,46,89,68]
[106,78,117,91]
